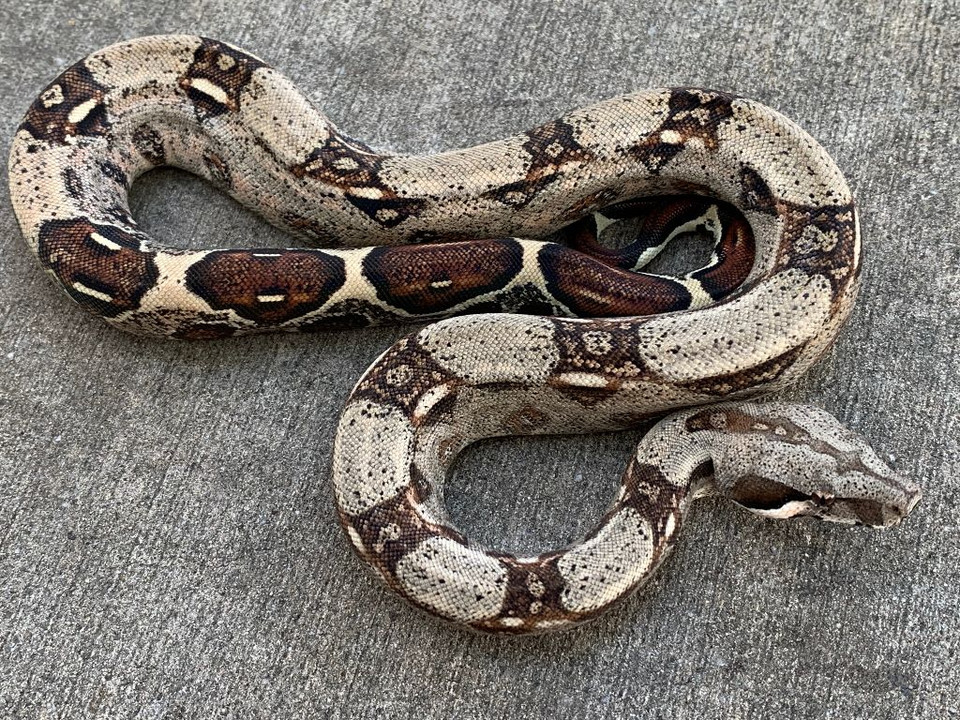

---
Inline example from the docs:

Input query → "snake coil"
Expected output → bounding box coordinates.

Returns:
[9,36,920,634]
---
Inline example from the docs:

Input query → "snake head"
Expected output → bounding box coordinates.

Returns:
[689,402,921,528]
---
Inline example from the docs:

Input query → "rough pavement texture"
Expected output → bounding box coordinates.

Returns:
[0,1,957,718]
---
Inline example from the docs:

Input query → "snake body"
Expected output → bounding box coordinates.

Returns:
[9,35,920,634]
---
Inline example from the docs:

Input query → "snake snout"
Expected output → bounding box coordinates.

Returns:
[843,479,922,528]
[812,480,921,528]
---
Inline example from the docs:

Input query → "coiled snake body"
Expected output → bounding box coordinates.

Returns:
[9,35,920,634]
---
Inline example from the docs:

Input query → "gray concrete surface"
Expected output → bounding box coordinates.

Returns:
[0,1,957,718]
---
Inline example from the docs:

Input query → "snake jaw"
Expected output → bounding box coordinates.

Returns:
[735,481,921,528]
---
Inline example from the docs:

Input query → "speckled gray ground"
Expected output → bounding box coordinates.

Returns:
[0,1,957,718]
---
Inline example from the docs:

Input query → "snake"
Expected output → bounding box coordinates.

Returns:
[9,35,921,634]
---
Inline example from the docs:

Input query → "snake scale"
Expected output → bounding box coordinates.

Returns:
[9,35,920,634]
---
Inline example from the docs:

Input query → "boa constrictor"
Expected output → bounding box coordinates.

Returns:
[9,35,920,634]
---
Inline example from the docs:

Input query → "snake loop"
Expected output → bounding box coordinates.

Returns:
[9,35,920,634]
